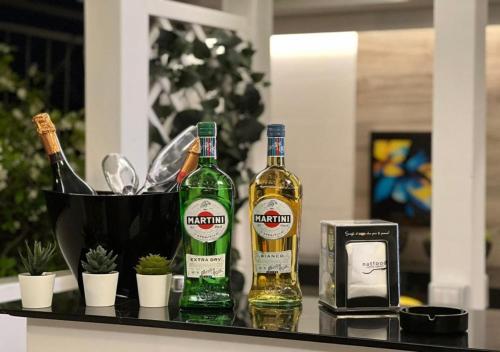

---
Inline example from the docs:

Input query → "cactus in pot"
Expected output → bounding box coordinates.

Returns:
[135,254,173,307]
[18,241,57,308]
[19,241,57,276]
[135,254,171,275]
[81,245,117,274]
[81,245,119,307]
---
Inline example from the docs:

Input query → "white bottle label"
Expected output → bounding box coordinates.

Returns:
[252,198,294,240]
[186,254,226,278]
[255,250,292,274]
[184,199,228,242]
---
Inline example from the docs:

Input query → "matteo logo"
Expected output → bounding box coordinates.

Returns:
[362,260,387,275]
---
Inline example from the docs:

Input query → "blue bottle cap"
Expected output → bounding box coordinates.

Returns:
[267,124,285,137]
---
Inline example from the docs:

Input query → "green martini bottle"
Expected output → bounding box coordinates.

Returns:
[179,121,235,309]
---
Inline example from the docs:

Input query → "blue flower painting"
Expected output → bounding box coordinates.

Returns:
[370,132,431,226]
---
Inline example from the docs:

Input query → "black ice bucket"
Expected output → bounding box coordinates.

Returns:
[44,190,181,298]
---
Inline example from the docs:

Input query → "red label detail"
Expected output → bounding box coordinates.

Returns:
[198,211,214,229]
[264,210,280,228]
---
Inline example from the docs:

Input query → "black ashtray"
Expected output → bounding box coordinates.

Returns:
[400,306,468,334]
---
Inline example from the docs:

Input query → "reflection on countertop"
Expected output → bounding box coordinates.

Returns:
[1,291,500,352]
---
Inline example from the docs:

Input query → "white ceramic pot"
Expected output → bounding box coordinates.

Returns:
[82,271,119,307]
[136,273,172,308]
[18,272,55,309]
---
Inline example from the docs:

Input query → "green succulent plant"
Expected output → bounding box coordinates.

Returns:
[135,254,171,275]
[18,240,57,276]
[81,245,117,274]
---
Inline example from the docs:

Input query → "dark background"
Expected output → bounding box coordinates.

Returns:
[0,0,84,112]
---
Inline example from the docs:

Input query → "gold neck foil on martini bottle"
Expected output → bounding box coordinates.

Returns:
[32,113,61,156]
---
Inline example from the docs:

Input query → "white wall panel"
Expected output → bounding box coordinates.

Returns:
[270,32,358,264]
[430,0,488,309]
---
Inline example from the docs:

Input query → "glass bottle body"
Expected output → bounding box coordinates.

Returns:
[50,153,95,194]
[249,151,303,307]
[179,135,234,309]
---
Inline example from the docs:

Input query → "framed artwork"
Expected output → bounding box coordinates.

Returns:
[370,132,431,226]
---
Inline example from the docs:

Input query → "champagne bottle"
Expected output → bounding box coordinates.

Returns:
[164,138,201,193]
[176,138,200,184]
[32,113,96,195]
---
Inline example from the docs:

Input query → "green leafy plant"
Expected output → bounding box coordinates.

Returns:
[81,245,117,274]
[18,240,57,276]
[135,254,171,275]
[0,257,17,277]
[0,42,85,277]
[150,22,268,214]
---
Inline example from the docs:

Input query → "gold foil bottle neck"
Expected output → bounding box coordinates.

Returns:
[33,113,56,134]
[176,138,201,183]
[32,113,61,155]
[189,138,201,154]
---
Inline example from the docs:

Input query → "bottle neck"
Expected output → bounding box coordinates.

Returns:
[199,136,217,166]
[49,151,67,165]
[176,139,200,183]
[267,137,285,167]
[39,131,66,164]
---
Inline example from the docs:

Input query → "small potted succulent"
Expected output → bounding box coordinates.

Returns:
[18,241,57,308]
[135,254,172,307]
[81,245,118,307]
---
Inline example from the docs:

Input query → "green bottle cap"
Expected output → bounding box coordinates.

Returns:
[197,121,217,137]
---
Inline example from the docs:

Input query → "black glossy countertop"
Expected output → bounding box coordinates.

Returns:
[1,291,500,352]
